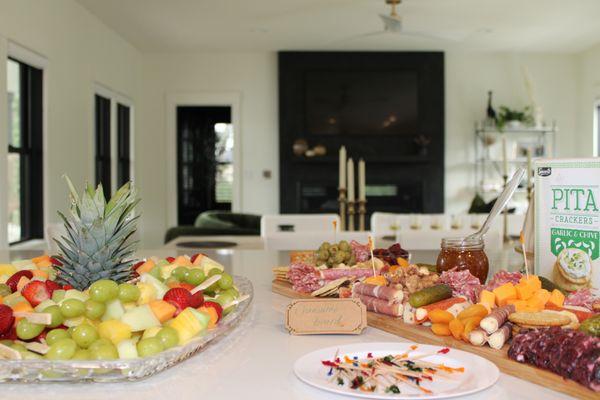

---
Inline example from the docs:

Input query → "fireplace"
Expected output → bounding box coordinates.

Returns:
[279,52,445,223]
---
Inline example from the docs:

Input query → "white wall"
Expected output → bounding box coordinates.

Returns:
[137,51,582,247]
[578,43,600,156]
[138,52,278,246]
[0,0,142,248]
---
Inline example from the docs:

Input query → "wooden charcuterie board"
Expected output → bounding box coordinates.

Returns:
[273,279,597,399]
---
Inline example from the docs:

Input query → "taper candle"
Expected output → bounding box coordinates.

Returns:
[358,158,366,201]
[339,146,346,189]
[347,158,355,202]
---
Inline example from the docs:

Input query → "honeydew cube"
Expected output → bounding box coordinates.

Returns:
[139,273,169,299]
[3,292,25,307]
[188,308,211,330]
[117,339,139,359]
[63,289,89,303]
[121,304,161,332]
[34,299,57,312]
[160,264,179,280]
[200,258,224,275]
[103,299,126,321]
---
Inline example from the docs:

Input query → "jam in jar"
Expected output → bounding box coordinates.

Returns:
[436,237,489,284]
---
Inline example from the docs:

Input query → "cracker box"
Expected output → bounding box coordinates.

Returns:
[534,158,600,295]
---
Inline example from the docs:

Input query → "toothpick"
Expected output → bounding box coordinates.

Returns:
[333,220,337,244]
[190,274,221,294]
[368,236,376,276]
[520,231,529,278]
[221,293,250,309]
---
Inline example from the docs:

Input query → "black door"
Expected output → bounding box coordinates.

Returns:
[177,106,233,225]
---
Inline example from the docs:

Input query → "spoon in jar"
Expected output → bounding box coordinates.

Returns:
[464,167,526,243]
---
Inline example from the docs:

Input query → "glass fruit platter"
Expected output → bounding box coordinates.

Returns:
[0,275,253,383]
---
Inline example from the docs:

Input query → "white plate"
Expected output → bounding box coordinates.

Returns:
[294,342,499,399]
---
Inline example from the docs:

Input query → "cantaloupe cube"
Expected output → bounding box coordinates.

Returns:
[136,260,155,275]
[516,283,535,300]
[507,299,528,312]
[519,275,542,291]
[148,300,176,323]
[16,276,30,292]
[493,283,517,306]
[31,255,50,264]
[31,269,49,280]
[174,256,192,267]
[479,290,495,309]
[546,289,565,308]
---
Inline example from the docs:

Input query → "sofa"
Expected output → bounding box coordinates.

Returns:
[164,211,261,243]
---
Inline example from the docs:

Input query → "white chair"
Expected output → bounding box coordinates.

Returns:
[261,214,369,250]
[370,212,398,238]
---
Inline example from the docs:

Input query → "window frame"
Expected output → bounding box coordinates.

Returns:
[93,84,134,195]
[7,57,44,245]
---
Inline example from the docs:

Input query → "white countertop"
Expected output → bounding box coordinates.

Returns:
[0,248,574,400]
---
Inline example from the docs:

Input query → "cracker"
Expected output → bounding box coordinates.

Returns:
[508,311,571,327]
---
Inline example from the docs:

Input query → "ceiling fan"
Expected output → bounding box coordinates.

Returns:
[342,0,457,42]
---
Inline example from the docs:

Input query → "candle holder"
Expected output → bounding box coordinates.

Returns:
[338,188,347,231]
[358,200,367,231]
[347,200,356,232]
[502,174,509,243]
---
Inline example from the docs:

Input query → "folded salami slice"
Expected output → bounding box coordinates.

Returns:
[352,283,404,303]
[320,268,374,280]
[354,294,403,317]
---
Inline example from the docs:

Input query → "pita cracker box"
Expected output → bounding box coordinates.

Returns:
[534,158,600,295]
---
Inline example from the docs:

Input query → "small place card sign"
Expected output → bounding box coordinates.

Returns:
[285,298,367,335]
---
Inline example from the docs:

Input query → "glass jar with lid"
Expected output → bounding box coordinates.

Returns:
[436,237,489,284]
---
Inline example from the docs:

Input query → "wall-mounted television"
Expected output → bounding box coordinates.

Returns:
[305,70,418,135]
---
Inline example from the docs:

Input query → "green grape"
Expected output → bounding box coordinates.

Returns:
[90,343,118,360]
[206,281,221,295]
[223,287,239,298]
[89,280,119,302]
[185,269,205,286]
[215,293,235,308]
[148,265,162,279]
[16,319,45,340]
[88,338,112,353]
[72,349,91,360]
[60,299,85,318]
[321,242,331,250]
[84,300,106,320]
[334,252,345,264]
[118,283,140,303]
[171,266,189,282]
[155,327,179,349]
[72,324,99,349]
[43,305,64,328]
[218,273,233,290]
[46,338,77,360]
[137,337,164,357]
[329,245,339,254]
[51,289,66,303]
[0,283,11,297]
[339,240,350,251]
[46,328,70,345]
[348,255,357,266]
[317,249,329,260]
[208,268,222,277]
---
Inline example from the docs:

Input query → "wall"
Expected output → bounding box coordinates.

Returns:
[138,52,278,246]
[138,51,581,246]
[0,0,142,248]
[578,43,600,156]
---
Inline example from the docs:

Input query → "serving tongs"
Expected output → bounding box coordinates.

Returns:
[464,167,526,243]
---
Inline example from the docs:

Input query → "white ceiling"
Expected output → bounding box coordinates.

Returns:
[76,0,600,53]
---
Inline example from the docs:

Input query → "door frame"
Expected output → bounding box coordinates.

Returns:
[166,92,242,228]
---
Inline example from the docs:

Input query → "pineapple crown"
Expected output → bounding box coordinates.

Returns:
[53,176,140,290]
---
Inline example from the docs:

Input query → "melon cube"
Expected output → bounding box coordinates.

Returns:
[139,273,169,299]
[98,319,132,345]
[117,339,138,359]
[121,304,161,332]
[148,300,176,323]
[102,299,126,321]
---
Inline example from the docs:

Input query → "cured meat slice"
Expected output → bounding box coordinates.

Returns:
[287,263,323,293]
[565,288,595,311]
[439,269,482,303]
[320,268,373,280]
[485,270,523,291]
[354,294,403,317]
[351,241,370,262]
[352,283,404,303]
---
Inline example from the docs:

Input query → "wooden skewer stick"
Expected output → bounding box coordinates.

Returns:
[15,340,49,355]
[0,343,22,360]
[190,274,222,294]
[368,236,376,276]
[13,312,52,325]
[221,294,250,310]
[520,231,529,278]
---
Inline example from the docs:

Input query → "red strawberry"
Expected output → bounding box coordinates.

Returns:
[203,301,223,322]
[189,291,204,308]
[6,270,34,293]
[0,305,14,334]
[49,257,63,266]
[44,280,61,296]
[163,288,191,315]
[0,326,17,340]
[166,257,176,263]
[21,281,51,307]
[62,284,74,290]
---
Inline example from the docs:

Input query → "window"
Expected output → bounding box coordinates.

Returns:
[95,94,111,191]
[6,58,43,244]
[94,88,134,195]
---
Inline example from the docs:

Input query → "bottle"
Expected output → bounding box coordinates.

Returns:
[486,91,496,126]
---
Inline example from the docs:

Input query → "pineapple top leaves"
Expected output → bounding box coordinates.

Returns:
[53,176,140,290]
